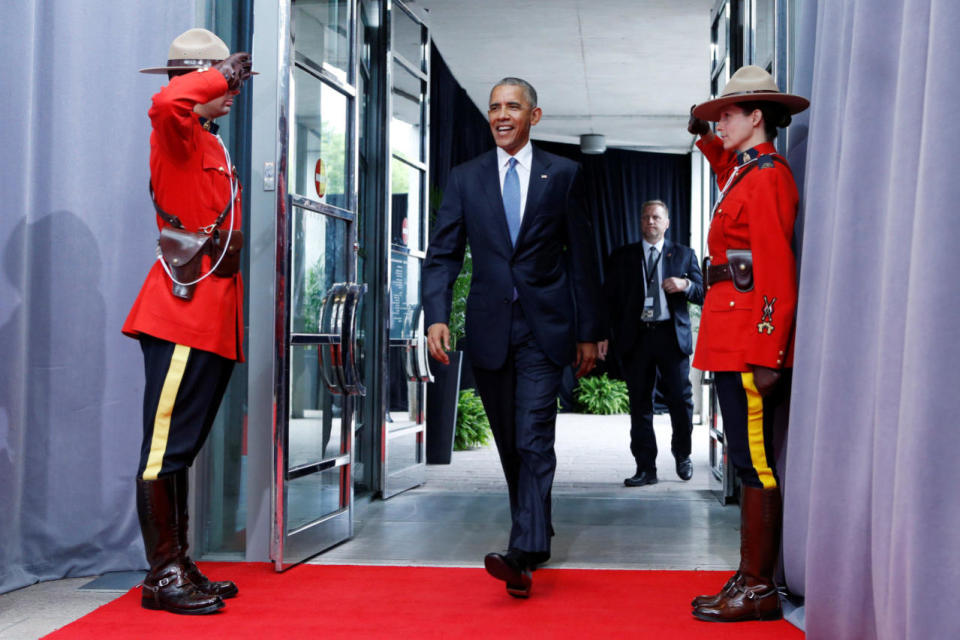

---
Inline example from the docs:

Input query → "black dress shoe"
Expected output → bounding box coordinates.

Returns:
[676,457,693,481]
[624,469,658,487]
[484,551,532,598]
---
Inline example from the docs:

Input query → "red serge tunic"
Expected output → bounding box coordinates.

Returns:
[692,136,797,373]
[122,69,244,362]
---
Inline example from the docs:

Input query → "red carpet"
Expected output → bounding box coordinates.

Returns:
[46,563,803,639]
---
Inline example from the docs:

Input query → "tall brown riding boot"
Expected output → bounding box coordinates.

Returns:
[174,470,239,599]
[137,475,224,615]
[693,485,783,622]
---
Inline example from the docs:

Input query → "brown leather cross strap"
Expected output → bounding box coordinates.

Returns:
[149,182,233,232]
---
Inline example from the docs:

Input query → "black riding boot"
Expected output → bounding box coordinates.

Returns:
[174,470,238,598]
[136,475,224,614]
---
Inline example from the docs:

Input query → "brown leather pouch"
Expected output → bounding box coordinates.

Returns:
[158,227,211,300]
[211,229,244,277]
[725,249,754,292]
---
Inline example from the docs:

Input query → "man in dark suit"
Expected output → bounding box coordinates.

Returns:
[423,78,603,598]
[601,200,703,487]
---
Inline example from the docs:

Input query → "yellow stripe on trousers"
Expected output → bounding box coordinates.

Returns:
[142,344,191,480]
[740,371,777,489]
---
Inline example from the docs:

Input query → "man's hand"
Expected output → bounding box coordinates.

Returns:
[597,339,609,361]
[213,52,252,90]
[751,365,781,397]
[427,322,451,365]
[662,277,689,294]
[687,104,711,137]
[574,342,598,378]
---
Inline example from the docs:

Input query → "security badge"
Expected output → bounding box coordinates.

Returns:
[757,295,777,334]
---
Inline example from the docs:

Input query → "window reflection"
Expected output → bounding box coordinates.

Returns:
[390,61,423,162]
[290,208,348,334]
[293,0,351,83]
[290,68,350,208]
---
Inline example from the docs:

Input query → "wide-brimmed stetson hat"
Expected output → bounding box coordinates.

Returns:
[692,65,809,122]
[139,28,230,74]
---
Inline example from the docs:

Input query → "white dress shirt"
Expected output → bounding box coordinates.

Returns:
[496,141,533,222]
[641,238,670,321]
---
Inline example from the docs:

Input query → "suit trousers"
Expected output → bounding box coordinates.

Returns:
[620,321,693,472]
[138,335,234,480]
[472,302,562,554]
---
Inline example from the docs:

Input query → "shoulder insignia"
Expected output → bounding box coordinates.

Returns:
[757,155,775,169]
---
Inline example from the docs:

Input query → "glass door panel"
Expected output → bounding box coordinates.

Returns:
[390,2,425,70]
[290,67,351,210]
[389,158,424,252]
[273,0,361,570]
[292,0,352,83]
[381,0,430,498]
[390,60,424,162]
[290,208,349,333]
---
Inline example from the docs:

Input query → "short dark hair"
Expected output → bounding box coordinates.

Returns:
[491,77,538,109]
[735,101,792,141]
[641,200,669,218]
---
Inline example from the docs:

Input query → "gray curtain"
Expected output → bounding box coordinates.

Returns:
[782,1,960,638]
[0,1,195,594]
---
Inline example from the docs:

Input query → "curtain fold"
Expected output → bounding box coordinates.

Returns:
[0,1,196,595]
[783,1,960,637]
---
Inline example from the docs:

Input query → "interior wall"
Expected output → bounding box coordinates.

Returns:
[0,0,196,594]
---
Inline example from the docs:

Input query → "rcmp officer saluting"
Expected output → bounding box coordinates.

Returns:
[686,65,809,623]
[122,28,252,615]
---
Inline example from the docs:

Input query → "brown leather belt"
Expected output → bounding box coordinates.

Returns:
[704,251,754,291]
[705,263,732,288]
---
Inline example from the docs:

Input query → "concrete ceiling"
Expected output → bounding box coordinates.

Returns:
[409,0,713,154]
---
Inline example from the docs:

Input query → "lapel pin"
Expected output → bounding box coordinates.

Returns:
[541,174,548,179]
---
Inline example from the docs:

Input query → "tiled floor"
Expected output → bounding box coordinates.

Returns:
[0,413,740,639]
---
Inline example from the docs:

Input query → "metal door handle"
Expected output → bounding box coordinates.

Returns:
[338,283,366,396]
[317,283,348,394]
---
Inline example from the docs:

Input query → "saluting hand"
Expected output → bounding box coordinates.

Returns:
[214,52,253,90]
[687,104,711,137]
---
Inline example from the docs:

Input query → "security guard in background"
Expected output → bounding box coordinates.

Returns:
[686,65,809,623]
[122,28,252,615]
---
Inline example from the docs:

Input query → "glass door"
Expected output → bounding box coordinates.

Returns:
[271,0,365,570]
[381,0,431,498]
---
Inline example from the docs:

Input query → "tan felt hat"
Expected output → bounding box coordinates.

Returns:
[139,28,229,74]
[692,65,809,122]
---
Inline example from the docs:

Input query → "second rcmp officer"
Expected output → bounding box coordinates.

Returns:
[122,28,252,615]
[686,65,809,623]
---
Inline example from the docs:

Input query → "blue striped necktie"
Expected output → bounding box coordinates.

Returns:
[503,157,521,245]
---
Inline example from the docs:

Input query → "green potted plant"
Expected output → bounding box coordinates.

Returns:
[574,373,630,415]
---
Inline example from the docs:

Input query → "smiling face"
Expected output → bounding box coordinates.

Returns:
[194,88,240,120]
[716,105,765,152]
[488,84,542,155]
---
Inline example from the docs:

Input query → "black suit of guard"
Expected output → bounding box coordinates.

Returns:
[422,144,603,562]
[604,239,703,477]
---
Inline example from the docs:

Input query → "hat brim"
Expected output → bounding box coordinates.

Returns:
[693,92,810,122]
[139,65,260,75]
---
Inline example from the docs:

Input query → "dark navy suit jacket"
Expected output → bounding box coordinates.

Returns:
[604,239,704,357]
[423,146,603,370]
